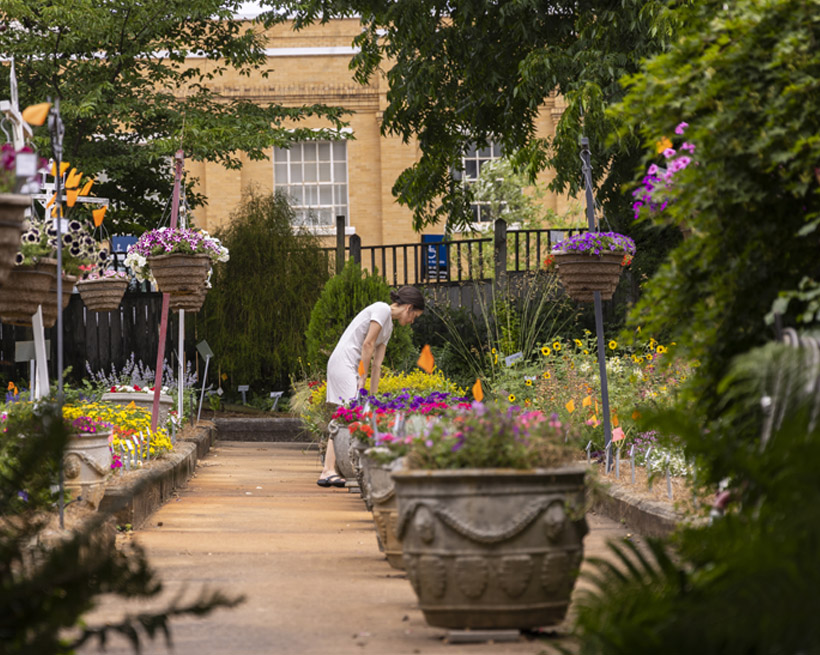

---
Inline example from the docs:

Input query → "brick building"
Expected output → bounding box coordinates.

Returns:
[187,17,572,253]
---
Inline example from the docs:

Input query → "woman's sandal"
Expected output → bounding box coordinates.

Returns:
[317,474,346,488]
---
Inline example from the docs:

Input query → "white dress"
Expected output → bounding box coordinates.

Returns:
[326,301,394,405]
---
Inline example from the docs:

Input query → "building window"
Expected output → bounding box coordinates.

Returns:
[461,142,503,222]
[274,141,348,227]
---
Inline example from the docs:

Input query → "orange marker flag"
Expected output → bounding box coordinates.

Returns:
[22,102,51,126]
[417,344,434,373]
[358,360,365,377]
[472,378,484,402]
[612,413,619,428]
[582,395,592,408]
[45,192,56,209]
[66,188,79,207]
[612,427,626,442]
[126,401,137,409]
[65,168,82,189]
[92,205,107,226]
[565,399,575,413]
[79,179,94,196]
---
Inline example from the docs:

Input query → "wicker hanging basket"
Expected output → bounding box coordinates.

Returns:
[0,258,58,326]
[42,274,77,328]
[77,277,128,312]
[0,193,28,288]
[168,286,207,313]
[553,252,625,303]
[148,253,211,295]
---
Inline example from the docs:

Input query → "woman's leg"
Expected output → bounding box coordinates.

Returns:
[320,438,340,480]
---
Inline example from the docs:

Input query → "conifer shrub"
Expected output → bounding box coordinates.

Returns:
[305,259,415,373]
[198,190,330,392]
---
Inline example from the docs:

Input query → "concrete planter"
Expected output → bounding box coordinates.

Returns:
[362,451,405,570]
[101,391,173,427]
[63,431,113,509]
[393,466,588,630]
[328,421,364,481]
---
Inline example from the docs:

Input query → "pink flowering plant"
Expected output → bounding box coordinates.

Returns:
[0,143,46,194]
[404,401,578,470]
[124,227,229,282]
[70,415,113,435]
[83,269,128,281]
[551,231,636,267]
[632,121,697,221]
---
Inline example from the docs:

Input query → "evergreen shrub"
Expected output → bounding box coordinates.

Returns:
[198,190,329,392]
[305,259,415,373]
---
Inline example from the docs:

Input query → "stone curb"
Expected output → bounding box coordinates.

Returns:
[214,417,313,443]
[98,422,217,529]
[591,483,682,538]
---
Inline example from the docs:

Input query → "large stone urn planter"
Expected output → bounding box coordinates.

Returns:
[393,466,588,630]
[0,193,27,287]
[362,451,405,570]
[554,252,624,302]
[101,391,174,427]
[327,420,365,482]
[63,430,113,509]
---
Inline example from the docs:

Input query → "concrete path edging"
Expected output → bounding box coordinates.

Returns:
[591,483,681,538]
[97,422,217,529]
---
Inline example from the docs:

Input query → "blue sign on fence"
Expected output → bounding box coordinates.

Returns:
[421,234,448,280]
[111,235,138,253]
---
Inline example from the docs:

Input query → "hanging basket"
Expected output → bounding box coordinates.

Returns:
[0,258,57,326]
[0,193,28,288]
[553,252,625,303]
[42,274,77,329]
[168,286,207,313]
[148,253,211,295]
[77,277,128,312]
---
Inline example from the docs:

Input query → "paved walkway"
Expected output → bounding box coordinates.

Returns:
[79,442,633,655]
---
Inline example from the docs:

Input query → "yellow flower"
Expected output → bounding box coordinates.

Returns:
[574,339,583,348]
[541,346,551,357]
[491,348,497,354]
[494,354,498,364]
[542,371,551,379]
[508,394,516,402]
[583,349,589,355]
[656,345,667,354]
[637,357,644,363]
[608,340,617,350]
[525,379,533,386]
[584,329,591,335]
[552,341,562,351]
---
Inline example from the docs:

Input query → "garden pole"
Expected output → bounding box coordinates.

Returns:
[580,137,614,470]
[150,150,183,433]
[48,99,66,529]
[177,189,187,427]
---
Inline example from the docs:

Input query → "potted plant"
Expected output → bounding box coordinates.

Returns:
[124,226,228,295]
[392,401,586,630]
[0,143,44,286]
[62,414,114,510]
[550,231,636,302]
[100,383,174,428]
[76,269,129,312]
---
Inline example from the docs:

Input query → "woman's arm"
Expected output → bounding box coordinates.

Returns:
[370,343,386,394]
[358,320,383,391]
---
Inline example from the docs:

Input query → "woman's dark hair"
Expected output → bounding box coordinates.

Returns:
[390,286,425,311]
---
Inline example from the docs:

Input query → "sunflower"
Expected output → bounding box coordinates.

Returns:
[552,341,562,351]
[541,346,551,357]
[491,348,497,354]
[583,349,589,355]
[508,394,516,402]
[656,345,667,354]
[542,371,551,379]
[574,339,583,348]
[608,340,617,350]
[525,379,533,387]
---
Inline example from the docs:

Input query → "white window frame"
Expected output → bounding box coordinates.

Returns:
[451,141,504,231]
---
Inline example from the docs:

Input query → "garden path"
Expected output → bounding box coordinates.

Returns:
[78,442,634,655]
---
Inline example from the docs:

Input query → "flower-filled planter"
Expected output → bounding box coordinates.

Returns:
[63,417,114,510]
[124,227,228,296]
[550,232,636,303]
[0,257,57,326]
[361,450,406,570]
[77,270,129,312]
[101,385,173,427]
[392,402,586,630]
[0,193,28,286]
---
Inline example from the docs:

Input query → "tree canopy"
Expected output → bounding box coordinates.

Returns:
[0,0,348,232]
[613,0,820,419]
[261,0,681,230]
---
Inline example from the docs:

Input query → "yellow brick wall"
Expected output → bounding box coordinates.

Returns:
[186,18,574,252]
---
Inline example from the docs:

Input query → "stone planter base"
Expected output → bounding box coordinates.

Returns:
[362,452,405,570]
[393,466,588,630]
[328,421,360,481]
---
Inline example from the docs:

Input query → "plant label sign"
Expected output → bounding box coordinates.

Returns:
[238,384,249,404]
[270,391,284,412]
[196,340,214,360]
[504,352,523,367]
